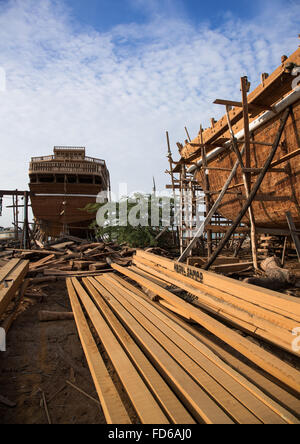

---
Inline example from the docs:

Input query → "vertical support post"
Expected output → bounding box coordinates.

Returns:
[16,190,19,242]
[241,77,252,190]
[166,131,179,247]
[281,236,288,267]
[225,103,258,270]
[23,191,30,249]
[200,125,212,258]
[286,211,300,262]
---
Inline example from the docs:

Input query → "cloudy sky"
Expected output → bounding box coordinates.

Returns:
[0,0,299,226]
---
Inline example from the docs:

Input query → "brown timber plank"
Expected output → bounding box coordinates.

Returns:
[0,260,29,317]
[71,278,169,425]
[66,279,131,424]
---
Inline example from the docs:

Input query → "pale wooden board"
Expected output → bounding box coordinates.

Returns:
[82,277,196,425]
[0,259,21,283]
[0,260,29,317]
[66,279,131,425]
[111,263,300,395]
[71,278,169,425]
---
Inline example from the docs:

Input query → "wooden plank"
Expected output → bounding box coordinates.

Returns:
[0,260,29,317]
[5,248,65,256]
[129,266,172,288]
[86,278,234,424]
[71,278,169,425]
[136,251,300,319]
[111,264,300,394]
[51,242,75,250]
[106,274,299,424]
[29,254,55,271]
[134,256,298,333]
[82,278,196,424]
[0,259,21,283]
[212,262,253,274]
[271,148,300,167]
[66,279,131,425]
[44,269,112,277]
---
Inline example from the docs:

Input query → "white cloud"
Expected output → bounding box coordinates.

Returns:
[0,0,299,227]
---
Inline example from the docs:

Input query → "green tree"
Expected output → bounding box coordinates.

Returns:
[83,193,175,248]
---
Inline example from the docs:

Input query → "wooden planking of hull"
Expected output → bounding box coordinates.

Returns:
[195,100,300,228]
[181,47,300,229]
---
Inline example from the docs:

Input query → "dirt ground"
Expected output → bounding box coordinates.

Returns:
[0,280,107,424]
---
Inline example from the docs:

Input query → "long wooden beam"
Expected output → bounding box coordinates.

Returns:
[66,279,131,424]
[0,259,29,318]
[71,277,169,425]
[134,256,297,331]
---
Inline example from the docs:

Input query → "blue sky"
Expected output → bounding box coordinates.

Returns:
[65,0,265,32]
[0,0,299,226]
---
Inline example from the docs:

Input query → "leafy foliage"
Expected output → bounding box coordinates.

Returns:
[83,193,175,248]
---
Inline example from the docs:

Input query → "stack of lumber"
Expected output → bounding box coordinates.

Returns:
[67,274,300,424]
[258,236,286,256]
[0,258,29,319]
[129,251,300,358]
[187,256,253,276]
[2,239,135,279]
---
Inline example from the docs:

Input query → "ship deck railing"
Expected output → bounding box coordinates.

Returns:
[29,161,107,176]
[30,155,106,165]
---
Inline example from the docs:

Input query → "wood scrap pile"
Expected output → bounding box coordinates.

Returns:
[66,272,300,424]
[1,239,135,281]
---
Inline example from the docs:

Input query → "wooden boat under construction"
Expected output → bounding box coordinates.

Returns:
[29,147,110,238]
[180,47,300,231]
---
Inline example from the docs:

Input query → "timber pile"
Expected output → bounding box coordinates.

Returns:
[67,273,300,424]
[130,251,300,358]
[1,239,135,279]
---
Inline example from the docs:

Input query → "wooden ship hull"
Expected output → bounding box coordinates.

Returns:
[29,147,110,238]
[181,47,300,231]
